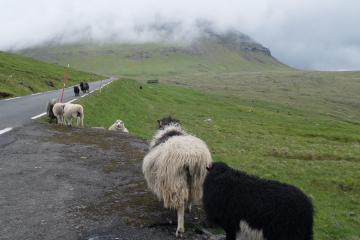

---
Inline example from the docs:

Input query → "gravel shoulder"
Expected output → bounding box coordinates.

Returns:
[0,123,218,240]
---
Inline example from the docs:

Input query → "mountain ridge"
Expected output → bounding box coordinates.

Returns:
[19,28,289,77]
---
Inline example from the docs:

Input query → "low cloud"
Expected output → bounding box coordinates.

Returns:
[1,0,360,70]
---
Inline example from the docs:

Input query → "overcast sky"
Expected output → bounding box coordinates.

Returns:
[1,0,360,70]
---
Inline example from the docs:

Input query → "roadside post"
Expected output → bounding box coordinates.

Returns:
[60,64,70,102]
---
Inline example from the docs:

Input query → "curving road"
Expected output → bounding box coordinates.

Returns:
[0,77,115,134]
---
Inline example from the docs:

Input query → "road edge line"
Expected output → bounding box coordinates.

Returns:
[0,127,13,135]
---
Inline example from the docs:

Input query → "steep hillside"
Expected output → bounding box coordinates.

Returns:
[0,51,103,98]
[20,30,289,77]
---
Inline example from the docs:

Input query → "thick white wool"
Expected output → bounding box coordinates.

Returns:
[63,103,84,127]
[143,124,212,209]
[52,102,65,125]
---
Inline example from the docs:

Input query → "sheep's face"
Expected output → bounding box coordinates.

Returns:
[114,120,124,129]
[157,116,180,129]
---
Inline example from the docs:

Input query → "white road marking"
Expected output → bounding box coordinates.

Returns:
[80,94,88,98]
[31,93,41,96]
[0,127,13,135]
[31,112,47,120]
[5,97,21,101]
[66,98,77,104]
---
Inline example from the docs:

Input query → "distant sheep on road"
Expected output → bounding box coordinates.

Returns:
[80,82,89,93]
[203,162,314,240]
[108,120,129,133]
[74,86,80,96]
[63,103,84,127]
[142,116,212,237]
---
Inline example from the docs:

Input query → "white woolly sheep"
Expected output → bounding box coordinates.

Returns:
[63,103,84,127]
[52,102,65,125]
[142,116,212,237]
[108,120,129,133]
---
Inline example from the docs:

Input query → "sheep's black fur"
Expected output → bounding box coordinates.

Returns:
[84,82,90,92]
[73,86,80,96]
[203,162,314,240]
[79,82,84,92]
[157,116,180,129]
[153,130,184,148]
[80,82,89,93]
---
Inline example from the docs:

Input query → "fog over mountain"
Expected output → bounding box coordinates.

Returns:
[1,0,360,70]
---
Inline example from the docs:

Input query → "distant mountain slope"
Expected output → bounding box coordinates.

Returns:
[20,29,289,77]
[0,51,103,98]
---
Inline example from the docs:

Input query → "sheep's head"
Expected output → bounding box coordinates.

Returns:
[114,120,125,129]
[157,116,180,129]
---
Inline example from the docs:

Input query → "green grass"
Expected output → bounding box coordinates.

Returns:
[78,79,360,240]
[21,41,360,123]
[0,51,103,98]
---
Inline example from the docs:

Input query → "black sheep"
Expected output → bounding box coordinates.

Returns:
[79,82,86,93]
[84,82,89,92]
[73,86,80,96]
[203,162,314,240]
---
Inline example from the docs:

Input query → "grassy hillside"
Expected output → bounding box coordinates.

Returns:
[76,79,360,240]
[0,51,103,98]
[20,40,288,77]
[20,41,360,124]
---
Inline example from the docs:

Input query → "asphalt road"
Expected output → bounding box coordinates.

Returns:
[0,77,115,133]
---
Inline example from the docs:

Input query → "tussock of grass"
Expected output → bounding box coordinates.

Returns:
[79,79,360,240]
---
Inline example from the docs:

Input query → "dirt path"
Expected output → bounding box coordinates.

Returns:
[0,123,220,240]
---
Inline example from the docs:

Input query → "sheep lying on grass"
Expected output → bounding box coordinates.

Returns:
[52,102,65,125]
[203,162,314,240]
[46,98,58,123]
[108,120,129,133]
[142,116,212,237]
[63,103,84,127]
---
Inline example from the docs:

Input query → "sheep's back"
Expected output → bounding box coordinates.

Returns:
[143,135,212,208]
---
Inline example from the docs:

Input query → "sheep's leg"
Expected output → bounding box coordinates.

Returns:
[56,116,61,125]
[80,115,84,127]
[176,205,185,238]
